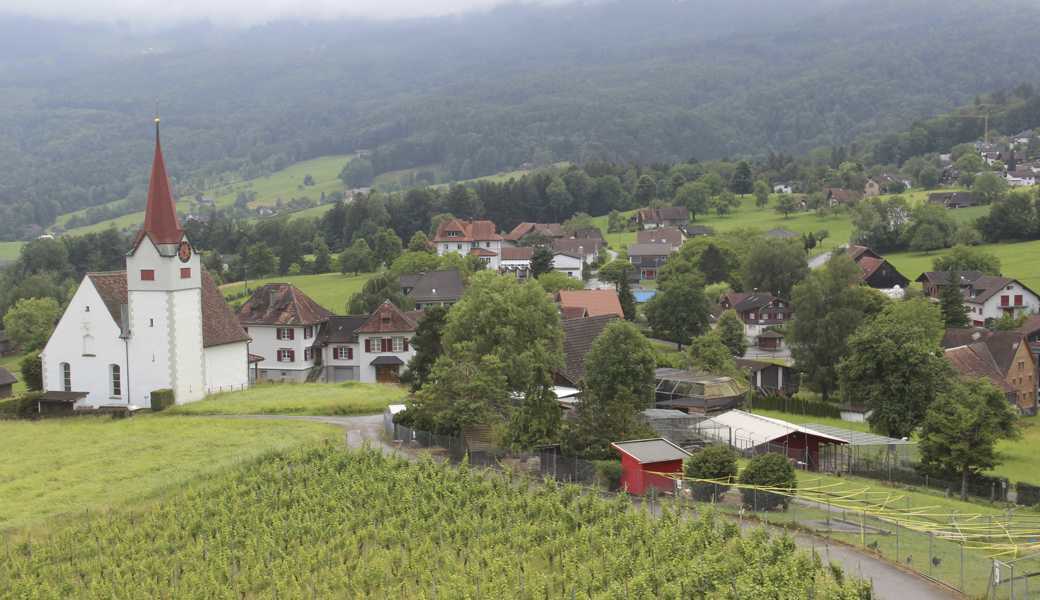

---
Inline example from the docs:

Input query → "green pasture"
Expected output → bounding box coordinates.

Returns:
[220,272,372,313]
[167,382,405,416]
[0,241,25,262]
[888,238,1040,291]
[0,352,27,396]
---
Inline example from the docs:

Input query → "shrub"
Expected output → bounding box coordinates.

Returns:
[0,393,41,420]
[150,389,175,412]
[685,445,738,502]
[739,452,796,511]
[20,354,42,392]
[1016,482,1040,507]
[593,460,623,491]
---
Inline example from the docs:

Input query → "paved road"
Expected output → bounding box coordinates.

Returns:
[809,250,833,270]
[220,413,960,599]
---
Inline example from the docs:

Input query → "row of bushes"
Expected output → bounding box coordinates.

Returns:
[751,393,842,419]
[685,445,797,511]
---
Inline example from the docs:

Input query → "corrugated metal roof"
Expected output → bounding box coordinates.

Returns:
[611,438,691,463]
[802,423,914,446]
[700,410,848,446]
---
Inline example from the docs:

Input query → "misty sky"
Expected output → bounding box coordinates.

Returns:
[0,0,572,26]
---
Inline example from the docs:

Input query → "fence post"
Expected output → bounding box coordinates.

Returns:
[929,532,934,577]
[895,521,900,564]
[960,543,964,592]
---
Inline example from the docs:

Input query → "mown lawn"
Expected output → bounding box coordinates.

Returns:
[748,408,871,433]
[0,241,24,262]
[888,237,1040,291]
[0,416,339,532]
[166,382,406,416]
[221,272,372,313]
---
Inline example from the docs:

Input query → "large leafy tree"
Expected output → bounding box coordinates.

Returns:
[918,379,1020,500]
[675,181,711,220]
[933,245,1001,275]
[645,272,710,349]
[565,320,657,459]
[406,354,510,435]
[346,273,414,314]
[753,180,770,208]
[634,174,657,206]
[340,238,376,275]
[715,309,747,357]
[3,297,61,352]
[838,298,949,438]
[740,239,808,298]
[530,245,554,278]
[371,228,403,267]
[789,255,888,402]
[687,334,740,378]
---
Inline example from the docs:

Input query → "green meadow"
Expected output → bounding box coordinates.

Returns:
[888,238,1040,291]
[167,382,406,416]
[0,241,25,263]
[221,272,373,313]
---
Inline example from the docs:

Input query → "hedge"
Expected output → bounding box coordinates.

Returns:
[150,389,175,412]
[1016,482,1040,507]
[0,393,41,420]
[752,393,842,419]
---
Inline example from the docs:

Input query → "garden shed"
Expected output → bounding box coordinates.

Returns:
[611,438,690,495]
[695,410,847,470]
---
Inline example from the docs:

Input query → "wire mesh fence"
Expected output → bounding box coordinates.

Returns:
[989,551,1040,599]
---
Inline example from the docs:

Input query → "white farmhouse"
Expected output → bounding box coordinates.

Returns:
[236,283,333,382]
[318,302,418,383]
[40,121,250,410]
[432,218,505,269]
[551,251,584,279]
[918,272,1040,327]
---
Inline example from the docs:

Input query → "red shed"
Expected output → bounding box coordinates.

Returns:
[611,438,691,495]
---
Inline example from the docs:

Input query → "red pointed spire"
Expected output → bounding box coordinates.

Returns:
[141,118,183,244]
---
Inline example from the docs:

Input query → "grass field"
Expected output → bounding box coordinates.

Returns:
[888,238,1040,291]
[1,445,865,597]
[0,241,24,262]
[0,416,339,532]
[220,272,372,313]
[749,408,871,433]
[167,382,405,416]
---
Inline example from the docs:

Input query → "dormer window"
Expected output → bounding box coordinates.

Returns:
[381,315,391,325]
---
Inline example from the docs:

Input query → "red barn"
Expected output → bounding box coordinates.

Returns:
[611,438,691,495]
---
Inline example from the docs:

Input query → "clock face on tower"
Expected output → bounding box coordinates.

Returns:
[178,240,192,263]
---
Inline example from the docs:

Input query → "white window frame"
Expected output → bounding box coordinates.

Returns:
[110,364,122,398]
[392,337,405,353]
[277,349,293,362]
[277,327,293,340]
[61,363,71,392]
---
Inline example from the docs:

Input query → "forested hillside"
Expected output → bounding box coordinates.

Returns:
[3,0,1040,240]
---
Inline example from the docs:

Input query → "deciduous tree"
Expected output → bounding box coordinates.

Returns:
[645,272,710,349]
[740,239,808,299]
[3,297,61,352]
[401,305,448,392]
[340,238,376,275]
[715,309,747,357]
[753,180,770,208]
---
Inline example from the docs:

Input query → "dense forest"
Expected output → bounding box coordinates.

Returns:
[4,0,1040,240]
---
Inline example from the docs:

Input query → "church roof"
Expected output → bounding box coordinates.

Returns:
[132,120,184,251]
[86,270,249,348]
[236,283,333,326]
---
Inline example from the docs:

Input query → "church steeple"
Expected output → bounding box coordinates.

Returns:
[140,117,183,245]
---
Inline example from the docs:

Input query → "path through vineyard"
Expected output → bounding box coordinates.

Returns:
[218,413,957,599]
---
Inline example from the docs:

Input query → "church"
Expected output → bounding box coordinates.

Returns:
[40,120,251,409]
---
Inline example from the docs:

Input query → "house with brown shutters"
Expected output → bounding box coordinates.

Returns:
[632,206,689,230]
[917,272,1040,327]
[717,292,792,337]
[432,218,505,269]
[237,283,333,382]
[845,245,910,290]
[942,328,1038,414]
[317,301,419,384]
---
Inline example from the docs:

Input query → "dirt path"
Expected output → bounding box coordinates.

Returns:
[216,413,960,599]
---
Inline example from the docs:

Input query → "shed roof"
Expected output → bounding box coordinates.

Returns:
[611,438,691,463]
[700,410,848,446]
[802,423,914,446]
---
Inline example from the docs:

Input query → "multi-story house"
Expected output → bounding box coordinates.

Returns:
[432,218,505,269]
[636,227,685,248]
[318,301,418,384]
[717,292,792,337]
[632,206,689,230]
[499,247,534,279]
[628,243,676,281]
[237,283,332,382]
[399,269,464,310]
[845,245,910,290]
[917,272,1040,327]
[943,328,1038,414]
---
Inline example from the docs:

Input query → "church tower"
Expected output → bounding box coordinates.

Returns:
[125,118,207,405]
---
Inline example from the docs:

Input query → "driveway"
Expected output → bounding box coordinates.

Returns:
[809,250,833,270]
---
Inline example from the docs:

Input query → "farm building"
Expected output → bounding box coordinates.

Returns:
[0,367,15,398]
[611,438,690,495]
[653,368,746,414]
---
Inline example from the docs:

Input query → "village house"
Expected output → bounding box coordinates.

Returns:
[555,314,617,388]
[551,251,584,279]
[773,182,794,194]
[942,328,1038,414]
[40,121,251,410]
[237,283,333,383]
[316,301,419,384]
[503,222,565,242]
[718,292,792,337]
[928,191,977,209]
[432,218,505,269]
[845,245,910,290]
[632,206,689,230]
[636,227,685,248]
[628,243,676,281]
[0,367,15,399]
[556,289,624,319]
[1006,169,1037,187]
[1016,315,1040,373]
[498,246,534,279]
[398,269,464,310]
[825,188,861,206]
[551,237,604,265]
[571,227,604,241]
[864,174,908,197]
[917,272,1040,326]
[755,329,785,351]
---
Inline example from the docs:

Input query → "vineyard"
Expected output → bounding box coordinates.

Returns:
[1,444,869,599]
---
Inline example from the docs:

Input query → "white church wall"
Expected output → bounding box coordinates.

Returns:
[205,342,250,395]
[169,288,206,403]
[126,290,172,406]
[41,278,127,408]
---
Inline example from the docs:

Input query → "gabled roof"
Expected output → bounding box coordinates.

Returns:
[317,315,369,344]
[469,247,498,257]
[557,289,623,318]
[399,269,464,304]
[627,243,675,257]
[85,270,248,348]
[701,409,849,447]
[825,188,861,204]
[560,305,588,320]
[846,244,881,262]
[571,227,604,240]
[721,292,782,312]
[504,222,564,241]
[1015,314,1040,337]
[611,438,690,463]
[941,327,991,349]
[636,228,684,247]
[915,271,985,286]
[968,275,1025,304]
[500,246,534,261]
[132,121,184,250]
[559,314,617,386]
[944,343,1015,393]
[638,206,689,222]
[0,367,16,387]
[982,331,1031,375]
[237,283,333,326]
[552,238,603,256]
[356,301,418,334]
[433,218,503,243]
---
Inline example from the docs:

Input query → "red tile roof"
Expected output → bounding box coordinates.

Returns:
[944,343,1015,393]
[356,301,418,334]
[433,219,503,243]
[560,305,588,320]
[500,246,534,261]
[86,270,248,348]
[557,289,623,318]
[237,283,333,326]
[504,222,565,241]
[469,247,499,257]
